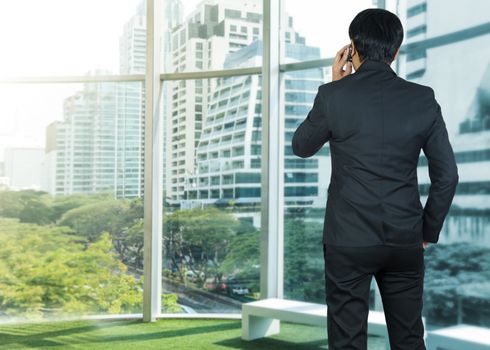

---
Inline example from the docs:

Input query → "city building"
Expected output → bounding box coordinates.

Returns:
[417,61,490,247]
[51,73,144,198]
[49,0,183,199]
[165,0,263,203]
[181,37,327,218]
[399,0,490,247]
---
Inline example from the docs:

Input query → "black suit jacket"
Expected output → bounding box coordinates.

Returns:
[292,59,459,247]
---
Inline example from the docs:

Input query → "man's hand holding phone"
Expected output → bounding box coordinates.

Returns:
[332,44,353,82]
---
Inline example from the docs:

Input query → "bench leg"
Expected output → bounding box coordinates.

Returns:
[241,313,280,340]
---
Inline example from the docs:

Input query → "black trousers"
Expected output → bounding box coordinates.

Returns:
[323,243,426,350]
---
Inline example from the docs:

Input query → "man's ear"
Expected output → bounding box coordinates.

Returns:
[393,47,400,61]
[350,40,356,56]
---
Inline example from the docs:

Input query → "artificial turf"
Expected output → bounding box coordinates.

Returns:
[0,318,387,349]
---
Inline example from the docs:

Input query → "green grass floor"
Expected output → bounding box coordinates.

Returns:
[0,318,387,349]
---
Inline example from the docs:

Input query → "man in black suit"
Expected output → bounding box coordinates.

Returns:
[291,8,459,350]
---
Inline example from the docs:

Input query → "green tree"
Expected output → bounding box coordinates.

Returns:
[423,242,490,326]
[17,197,53,225]
[0,218,182,319]
[58,197,145,270]
[220,222,260,293]
[0,190,53,224]
[284,218,325,302]
[59,199,130,242]
[50,193,111,222]
[117,219,144,269]
[111,198,144,268]
[164,206,239,285]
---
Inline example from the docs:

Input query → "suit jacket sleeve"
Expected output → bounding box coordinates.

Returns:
[291,86,332,158]
[422,88,459,243]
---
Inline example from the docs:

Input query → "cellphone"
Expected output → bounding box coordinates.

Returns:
[347,45,353,62]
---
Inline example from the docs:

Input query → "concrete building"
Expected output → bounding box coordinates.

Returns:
[49,0,183,198]
[397,0,490,247]
[181,37,326,218]
[165,0,263,203]
[50,70,144,198]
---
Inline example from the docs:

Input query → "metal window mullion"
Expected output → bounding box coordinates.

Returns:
[4,21,490,84]
[260,0,283,300]
[143,0,163,322]
[0,75,145,84]
[280,58,334,73]
[160,66,261,80]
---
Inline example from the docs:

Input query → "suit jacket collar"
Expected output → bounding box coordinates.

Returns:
[355,59,397,76]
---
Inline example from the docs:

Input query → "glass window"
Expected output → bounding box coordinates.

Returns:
[0,0,143,76]
[161,0,262,73]
[282,0,490,339]
[281,0,376,62]
[407,2,427,17]
[280,66,327,303]
[225,9,241,19]
[406,24,427,38]
[399,0,490,331]
[161,75,262,313]
[0,82,145,320]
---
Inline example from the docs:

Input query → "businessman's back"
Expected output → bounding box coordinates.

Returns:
[291,8,459,350]
[292,58,459,248]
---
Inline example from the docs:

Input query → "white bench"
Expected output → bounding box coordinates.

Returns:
[241,298,403,349]
[426,324,490,350]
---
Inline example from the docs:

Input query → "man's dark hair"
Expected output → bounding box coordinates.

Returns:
[348,8,404,64]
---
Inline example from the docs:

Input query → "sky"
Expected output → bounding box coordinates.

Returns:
[0,0,140,77]
[0,0,377,160]
[0,0,141,160]
[184,0,376,58]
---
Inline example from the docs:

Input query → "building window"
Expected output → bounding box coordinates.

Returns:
[284,186,318,196]
[223,189,234,198]
[407,24,427,38]
[236,187,260,198]
[406,50,427,62]
[236,172,260,183]
[406,69,426,80]
[284,172,318,183]
[225,9,241,19]
[407,2,427,17]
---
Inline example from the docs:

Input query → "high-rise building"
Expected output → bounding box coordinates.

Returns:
[119,1,147,75]
[119,0,184,200]
[166,0,263,203]
[400,0,428,80]
[120,0,184,75]
[181,36,326,214]
[49,0,183,198]
[399,0,490,246]
[51,72,144,198]
[400,0,490,87]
